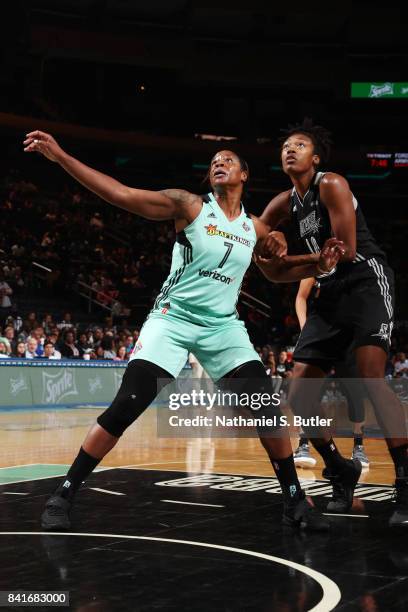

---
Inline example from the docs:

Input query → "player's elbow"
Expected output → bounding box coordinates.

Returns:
[114,185,133,209]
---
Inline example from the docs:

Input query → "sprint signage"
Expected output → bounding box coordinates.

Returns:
[351,82,408,99]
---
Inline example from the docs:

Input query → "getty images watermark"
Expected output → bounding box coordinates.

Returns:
[160,387,333,435]
[156,377,408,438]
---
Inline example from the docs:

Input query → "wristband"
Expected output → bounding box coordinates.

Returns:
[316,262,329,275]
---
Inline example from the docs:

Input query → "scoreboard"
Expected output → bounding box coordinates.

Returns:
[366,152,408,169]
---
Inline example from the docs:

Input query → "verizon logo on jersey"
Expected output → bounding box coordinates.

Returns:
[198,269,233,284]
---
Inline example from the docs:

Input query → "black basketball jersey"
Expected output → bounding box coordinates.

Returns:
[289,172,386,279]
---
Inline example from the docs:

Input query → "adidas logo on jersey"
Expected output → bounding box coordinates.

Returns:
[207,212,217,218]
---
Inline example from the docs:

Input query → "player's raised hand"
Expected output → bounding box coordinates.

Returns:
[261,231,288,258]
[318,238,346,273]
[23,131,65,162]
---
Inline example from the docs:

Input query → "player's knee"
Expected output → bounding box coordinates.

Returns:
[224,360,283,428]
[226,359,273,391]
[97,360,173,438]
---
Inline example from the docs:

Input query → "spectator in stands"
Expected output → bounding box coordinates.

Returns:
[57,312,74,331]
[5,315,23,333]
[8,266,24,294]
[114,345,127,361]
[276,350,294,378]
[42,313,55,335]
[23,312,39,333]
[101,334,116,360]
[0,332,11,353]
[90,211,104,229]
[42,341,61,360]
[48,330,60,348]
[25,337,39,359]
[13,341,26,359]
[30,326,46,356]
[124,335,134,357]
[77,332,91,357]
[0,341,9,358]
[91,327,103,349]
[0,270,13,324]
[265,351,278,378]
[95,345,105,360]
[394,352,408,378]
[59,330,80,359]
[3,326,17,354]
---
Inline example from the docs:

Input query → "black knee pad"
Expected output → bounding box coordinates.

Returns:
[97,359,173,437]
[222,360,283,431]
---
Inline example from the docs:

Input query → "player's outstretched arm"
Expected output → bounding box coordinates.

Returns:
[256,238,345,282]
[23,131,201,221]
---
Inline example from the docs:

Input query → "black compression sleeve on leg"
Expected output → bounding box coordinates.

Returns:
[224,360,302,502]
[97,359,174,437]
[221,360,283,432]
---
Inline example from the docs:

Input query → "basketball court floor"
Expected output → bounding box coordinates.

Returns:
[1,406,407,611]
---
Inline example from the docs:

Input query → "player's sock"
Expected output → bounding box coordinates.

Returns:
[55,447,101,500]
[354,435,363,447]
[313,438,348,472]
[299,436,309,446]
[272,455,303,503]
[389,443,408,479]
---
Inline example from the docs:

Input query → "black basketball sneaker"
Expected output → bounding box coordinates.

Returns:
[41,495,71,531]
[323,458,362,513]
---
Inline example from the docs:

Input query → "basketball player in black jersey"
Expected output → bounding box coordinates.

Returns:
[258,120,408,527]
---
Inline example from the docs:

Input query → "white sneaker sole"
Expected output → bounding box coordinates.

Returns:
[351,457,370,468]
[294,457,317,468]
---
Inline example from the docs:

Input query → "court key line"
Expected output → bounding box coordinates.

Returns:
[0,532,341,612]
[323,513,369,518]
[161,499,224,508]
[115,464,392,487]
[89,487,126,496]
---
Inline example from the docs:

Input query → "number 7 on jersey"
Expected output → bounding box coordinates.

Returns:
[218,241,233,269]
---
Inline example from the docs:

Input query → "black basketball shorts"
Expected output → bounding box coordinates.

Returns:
[293,258,395,371]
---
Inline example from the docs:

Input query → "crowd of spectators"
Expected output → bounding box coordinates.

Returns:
[0,174,174,321]
[1,173,408,376]
[0,309,408,380]
[256,337,408,380]
[0,311,139,362]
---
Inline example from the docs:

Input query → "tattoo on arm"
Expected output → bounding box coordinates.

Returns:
[159,189,199,209]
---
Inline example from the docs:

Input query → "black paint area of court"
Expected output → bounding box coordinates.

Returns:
[0,469,407,611]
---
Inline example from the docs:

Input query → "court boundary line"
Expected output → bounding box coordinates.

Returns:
[0,465,115,487]
[160,499,224,508]
[112,464,394,488]
[0,532,341,612]
[0,463,394,488]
